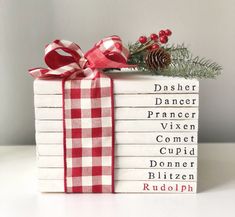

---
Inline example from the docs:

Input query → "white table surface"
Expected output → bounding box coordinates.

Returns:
[0,143,235,217]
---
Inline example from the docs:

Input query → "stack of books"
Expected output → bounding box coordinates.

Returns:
[34,72,199,193]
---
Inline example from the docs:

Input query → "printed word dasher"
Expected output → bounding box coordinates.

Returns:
[154,83,197,92]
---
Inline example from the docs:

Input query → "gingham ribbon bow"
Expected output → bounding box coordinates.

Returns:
[30,36,132,193]
[29,36,131,79]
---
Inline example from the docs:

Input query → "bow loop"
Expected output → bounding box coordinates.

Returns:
[85,36,132,69]
[44,39,86,70]
[29,36,134,79]
[95,35,129,63]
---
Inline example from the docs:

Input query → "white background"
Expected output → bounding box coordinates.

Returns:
[0,0,235,144]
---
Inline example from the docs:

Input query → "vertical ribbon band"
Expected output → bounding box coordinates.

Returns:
[29,37,133,193]
[63,73,114,193]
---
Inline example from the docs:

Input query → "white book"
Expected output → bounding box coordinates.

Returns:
[37,156,197,169]
[38,180,197,193]
[35,132,198,144]
[37,144,197,157]
[38,168,196,181]
[115,145,197,157]
[115,181,197,193]
[115,156,197,169]
[34,94,199,108]
[33,73,199,193]
[116,132,198,144]
[115,169,196,181]
[34,74,199,95]
[35,120,198,132]
[35,107,199,120]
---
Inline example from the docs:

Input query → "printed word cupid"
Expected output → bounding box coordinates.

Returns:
[154,83,198,92]
[159,146,196,156]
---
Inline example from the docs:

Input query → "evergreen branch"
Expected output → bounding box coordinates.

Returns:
[155,57,222,78]
[127,43,222,79]
[166,44,191,59]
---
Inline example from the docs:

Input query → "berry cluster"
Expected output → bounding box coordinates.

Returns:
[138,29,172,50]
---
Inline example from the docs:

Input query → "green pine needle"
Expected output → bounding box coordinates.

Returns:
[127,43,222,79]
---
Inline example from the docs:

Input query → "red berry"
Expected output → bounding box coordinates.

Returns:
[139,36,147,44]
[150,33,158,41]
[159,30,166,37]
[115,42,122,50]
[159,35,168,44]
[151,44,160,50]
[165,29,172,36]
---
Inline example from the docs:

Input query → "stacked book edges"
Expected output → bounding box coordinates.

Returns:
[34,74,199,193]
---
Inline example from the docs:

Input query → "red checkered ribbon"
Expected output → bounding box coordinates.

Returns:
[29,36,132,193]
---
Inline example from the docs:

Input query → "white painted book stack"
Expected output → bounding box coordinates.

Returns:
[34,72,199,193]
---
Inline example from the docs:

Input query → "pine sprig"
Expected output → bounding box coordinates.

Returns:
[161,58,222,79]
[166,45,221,78]
[127,43,222,79]
[166,44,191,60]
[127,43,148,71]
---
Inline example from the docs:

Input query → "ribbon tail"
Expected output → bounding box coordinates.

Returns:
[29,67,55,78]
[29,63,82,79]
